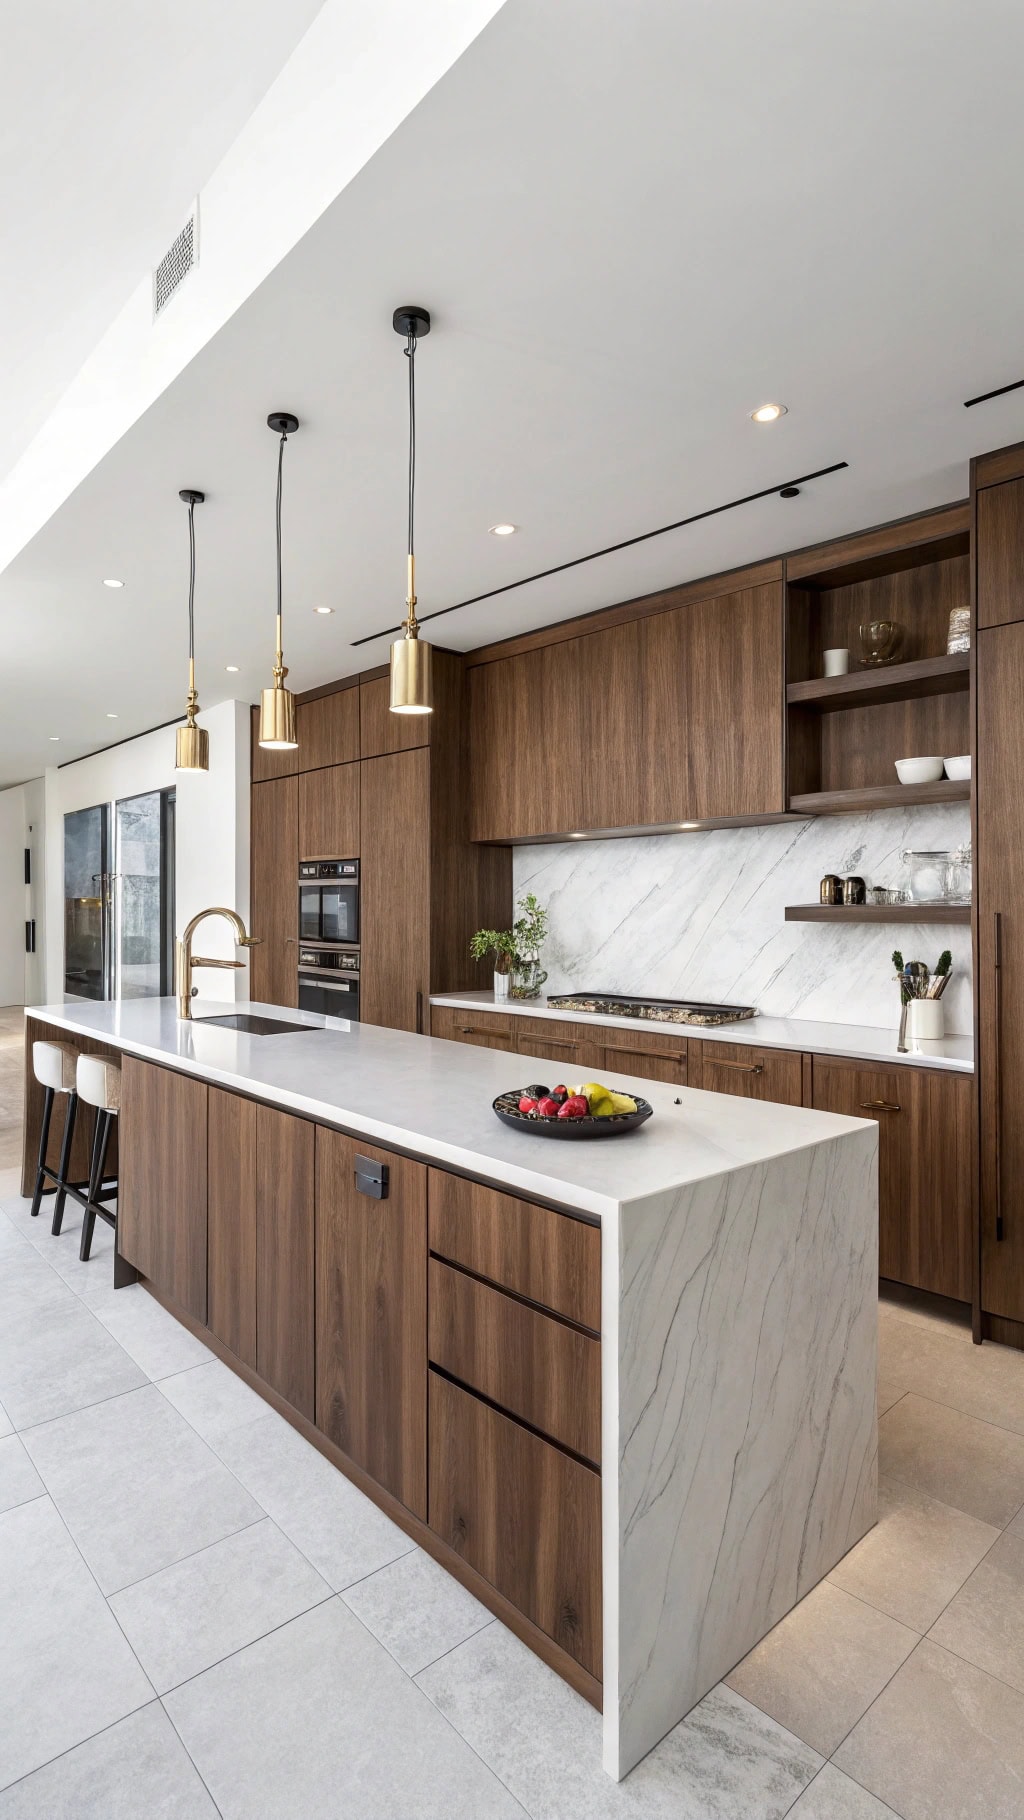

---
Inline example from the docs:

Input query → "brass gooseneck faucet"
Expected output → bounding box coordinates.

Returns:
[175,908,260,1019]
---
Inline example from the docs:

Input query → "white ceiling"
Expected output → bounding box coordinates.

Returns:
[4,0,1024,787]
[0,0,325,481]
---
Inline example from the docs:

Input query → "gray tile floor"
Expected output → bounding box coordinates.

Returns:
[3,1019,1024,1814]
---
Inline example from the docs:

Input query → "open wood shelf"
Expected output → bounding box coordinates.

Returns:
[786,652,969,711]
[785,902,971,925]
[788,779,971,816]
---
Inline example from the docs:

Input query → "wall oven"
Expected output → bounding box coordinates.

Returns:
[297,946,360,1019]
[298,860,359,945]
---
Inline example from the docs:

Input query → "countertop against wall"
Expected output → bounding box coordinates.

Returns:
[430,989,974,1074]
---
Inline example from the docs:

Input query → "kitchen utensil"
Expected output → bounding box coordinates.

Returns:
[824,648,850,676]
[820,874,842,905]
[907,999,944,1040]
[859,620,904,666]
[944,755,971,780]
[947,606,971,655]
[492,1088,653,1139]
[840,875,866,905]
[927,952,953,999]
[895,757,945,785]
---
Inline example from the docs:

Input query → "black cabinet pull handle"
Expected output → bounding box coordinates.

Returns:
[354,1155,389,1200]
[994,911,1005,1241]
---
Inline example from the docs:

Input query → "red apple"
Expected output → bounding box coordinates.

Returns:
[558,1094,589,1119]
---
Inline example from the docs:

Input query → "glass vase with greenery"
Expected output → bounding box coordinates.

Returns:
[470,894,549,1002]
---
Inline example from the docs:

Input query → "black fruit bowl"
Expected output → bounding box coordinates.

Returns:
[492,1088,654,1139]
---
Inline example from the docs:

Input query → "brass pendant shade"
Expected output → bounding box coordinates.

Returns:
[175,489,209,772]
[258,413,300,750]
[389,306,433,716]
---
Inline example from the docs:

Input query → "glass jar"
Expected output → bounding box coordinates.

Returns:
[901,850,956,903]
[509,958,549,1001]
[945,843,972,905]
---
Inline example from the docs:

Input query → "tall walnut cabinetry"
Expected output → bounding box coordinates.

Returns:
[250,659,511,1028]
[974,446,1024,1345]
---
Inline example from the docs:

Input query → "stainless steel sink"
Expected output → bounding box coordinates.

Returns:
[195,1013,314,1035]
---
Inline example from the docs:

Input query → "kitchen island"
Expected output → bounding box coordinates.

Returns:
[23,997,878,1780]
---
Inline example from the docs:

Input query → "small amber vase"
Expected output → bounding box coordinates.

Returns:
[858,620,904,666]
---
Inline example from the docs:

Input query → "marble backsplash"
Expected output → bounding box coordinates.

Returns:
[513,804,973,1035]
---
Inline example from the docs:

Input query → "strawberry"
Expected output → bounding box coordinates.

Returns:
[518,1096,539,1114]
[536,1096,561,1117]
[557,1094,589,1119]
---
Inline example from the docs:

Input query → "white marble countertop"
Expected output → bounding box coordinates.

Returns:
[429,989,974,1074]
[27,997,872,1223]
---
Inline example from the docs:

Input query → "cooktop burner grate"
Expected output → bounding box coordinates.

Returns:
[544,993,757,1027]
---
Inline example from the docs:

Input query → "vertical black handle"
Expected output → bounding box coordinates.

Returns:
[994,911,1004,1242]
[416,990,424,1035]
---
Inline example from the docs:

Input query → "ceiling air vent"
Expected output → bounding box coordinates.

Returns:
[153,200,199,319]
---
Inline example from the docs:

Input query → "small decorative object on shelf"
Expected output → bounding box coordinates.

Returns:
[901,849,968,904]
[470,892,550,1001]
[820,873,842,904]
[946,606,971,655]
[859,619,904,666]
[840,875,866,905]
[869,885,910,905]
[892,947,951,1046]
[823,648,850,676]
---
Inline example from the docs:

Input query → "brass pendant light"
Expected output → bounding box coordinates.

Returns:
[259,411,300,749]
[389,306,433,714]
[175,489,209,771]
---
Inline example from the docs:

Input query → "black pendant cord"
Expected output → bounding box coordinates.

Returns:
[276,430,286,635]
[186,496,197,663]
[406,332,416,563]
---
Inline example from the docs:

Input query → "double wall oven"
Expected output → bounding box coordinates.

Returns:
[297,860,359,1019]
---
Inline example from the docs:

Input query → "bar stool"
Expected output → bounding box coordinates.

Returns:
[75,1056,122,1265]
[30,1041,81,1232]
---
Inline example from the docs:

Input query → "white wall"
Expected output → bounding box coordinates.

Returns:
[0,785,29,1006]
[515,802,974,1036]
[23,777,46,1005]
[42,699,251,1006]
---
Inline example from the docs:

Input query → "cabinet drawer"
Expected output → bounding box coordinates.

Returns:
[601,1029,688,1087]
[428,1371,602,1679]
[513,1016,606,1073]
[429,1259,600,1464]
[692,1040,802,1105]
[429,1169,600,1331]
[430,1005,516,1052]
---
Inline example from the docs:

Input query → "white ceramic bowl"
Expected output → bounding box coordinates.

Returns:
[944,755,971,781]
[895,756,945,785]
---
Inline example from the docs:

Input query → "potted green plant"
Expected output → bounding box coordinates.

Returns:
[470,894,550,1002]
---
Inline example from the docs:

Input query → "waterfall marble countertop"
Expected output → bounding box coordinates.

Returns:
[430,989,974,1073]
[26,996,874,1222]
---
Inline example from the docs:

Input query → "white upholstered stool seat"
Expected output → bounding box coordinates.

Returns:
[30,1042,82,1226]
[32,1041,78,1094]
[75,1055,122,1266]
[75,1055,122,1114]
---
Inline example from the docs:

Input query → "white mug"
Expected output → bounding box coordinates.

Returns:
[824,648,850,676]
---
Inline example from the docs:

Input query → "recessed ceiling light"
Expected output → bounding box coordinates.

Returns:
[314,605,334,615]
[750,403,786,423]
[49,735,59,742]
[106,712,118,719]
[102,577,125,588]
[488,523,519,536]
[225,664,240,673]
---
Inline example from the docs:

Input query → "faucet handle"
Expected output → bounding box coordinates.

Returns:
[240,935,262,947]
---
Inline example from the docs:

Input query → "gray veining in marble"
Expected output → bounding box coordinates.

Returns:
[514,804,972,1032]
[605,1124,878,1776]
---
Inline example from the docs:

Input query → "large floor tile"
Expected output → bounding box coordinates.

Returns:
[23,1384,262,1593]
[880,1311,1024,1436]
[879,1393,1024,1527]
[0,1498,151,1792]
[786,1763,900,1818]
[0,1400,12,1440]
[215,1411,415,1590]
[0,1282,146,1431]
[110,1517,331,1693]
[418,1622,822,1818]
[878,1290,973,1346]
[0,1435,44,1514]
[930,1527,1024,1694]
[86,1284,214,1380]
[342,1545,492,1674]
[0,1703,217,1818]
[163,1598,525,1819]
[876,1381,904,1420]
[725,1581,917,1757]
[159,1357,267,1444]
[835,1639,1024,1820]
[829,1475,999,1631]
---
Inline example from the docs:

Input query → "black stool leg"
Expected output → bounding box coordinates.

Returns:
[79,1111,111,1262]
[51,1092,79,1235]
[30,1087,54,1218]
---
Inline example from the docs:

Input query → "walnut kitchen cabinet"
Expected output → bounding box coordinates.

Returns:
[360,748,431,1032]
[315,1130,428,1518]
[977,619,1024,1330]
[512,1016,608,1076]
[811,1055,971,1302]
[430,1005,518,1052]
[976,475,1024,629]
[207,1087,257,1369]
[600,1028,689,1087]
[689,1040,802,1105]
[118,1057,209,1322]
[256,1105,315,1418]
[296,686,359,770]
[298,761,360,860]
[250,775,298,1008]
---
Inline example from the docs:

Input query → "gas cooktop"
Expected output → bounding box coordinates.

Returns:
[544,993,758,1027]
